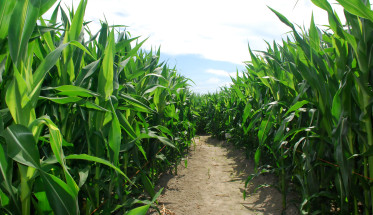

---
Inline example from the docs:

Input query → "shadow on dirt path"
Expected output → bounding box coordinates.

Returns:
[149,135,299,215]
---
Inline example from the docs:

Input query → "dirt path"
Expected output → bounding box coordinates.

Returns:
[150,135,298,215]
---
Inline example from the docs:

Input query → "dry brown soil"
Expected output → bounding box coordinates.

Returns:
[149,135,299,215]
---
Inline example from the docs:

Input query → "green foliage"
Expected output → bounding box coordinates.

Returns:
[0,0,196,214]
[196,0,373,214]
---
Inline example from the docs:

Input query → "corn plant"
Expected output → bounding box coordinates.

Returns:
[196,0,373,214]
[0,0,196,214]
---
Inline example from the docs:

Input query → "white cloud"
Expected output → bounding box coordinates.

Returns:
[219,82,233,88]
[206,69,232,77]
[206,69,244,78]
[53,0,344,65]
[206,77,222,84]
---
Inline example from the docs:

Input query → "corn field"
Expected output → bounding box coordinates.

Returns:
[196,0,373,214]
[0,0,196,214]
[3,0,373,214]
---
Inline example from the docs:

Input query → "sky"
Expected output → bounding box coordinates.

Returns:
[51,0,344,94]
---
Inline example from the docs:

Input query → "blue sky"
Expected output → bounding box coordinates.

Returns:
[53,0,344,94]
[159,53,245,94]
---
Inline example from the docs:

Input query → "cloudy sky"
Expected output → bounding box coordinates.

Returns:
[52,0,344,94]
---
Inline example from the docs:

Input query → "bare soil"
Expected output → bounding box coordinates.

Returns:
[150,135,299,215]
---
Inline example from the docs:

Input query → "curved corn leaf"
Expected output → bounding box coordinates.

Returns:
[1,124,40,168]
[120,93,156,114]
[124,205,150,215]
[336,0,373,22]
[30,116,79,196]
[54,85,100,97]
[33,43,69,88]
[40,172,78,215]
[75,59,101,86]
[40,96,83,104]
[65,154,133,185]
[39,0,57,16]
[284,100,309,116]
[117,111,136,139]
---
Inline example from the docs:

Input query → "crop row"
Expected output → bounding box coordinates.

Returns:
[196,0,373,214]
[0,0,196,214]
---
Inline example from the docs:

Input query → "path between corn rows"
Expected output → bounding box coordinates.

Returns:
[150,135,298,215]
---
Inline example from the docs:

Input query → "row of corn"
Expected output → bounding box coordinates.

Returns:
[196,0,373,214]
[0,0,196,214]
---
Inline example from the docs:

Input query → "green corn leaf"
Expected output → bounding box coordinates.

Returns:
[144,73,167,80]
[0,57,6,84]
[39,0,57,16]
[311,0,333,13]
[115,36,139,52]
[284,100,309,116]
[68,0,87,41]
[268,6,295,30]
[120,93,156,114]
[127,69,147,81]
[65,154,133,185]
[8,0,41,65]
[349,145,373,158]
[61,0,88,83]
[124,38,148,59]
[124,204,150,215]
[155,135,175,148]
[35,117,63,163]
[109,99,121,166]
[231,83,245,100]
[258,119,271,145]
[32,43,69,88]
[332,88,342,123]
[139,132,176,149]
[75,59,101,86]
[254,147,261,168]
[134,141,147,161]
[78,167,89,188]
[30,116,79,196]
[33,190,52,214]
[40,96,82,104]
[59,3,70,28]
[309,13,320,51]
[336,0,373,22]
[78,101,109,112]
[140,173,156,198]
[40,172,78,215]
[97,22,108,58]
[70,40,95,59]
[54,85,100,97]
[98,28,115,100]
[242,101,252,123]
[244,109,261,134]
[0,143,20,213]
[3,75,20,124]
[151,187,164,203]
[0,0,16,40]
[0,189,10,210]
[143,85,166,95]
[111,199,147,213]
[153,125,173,137]
[117,111,137,139]
[2,124,40,168]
